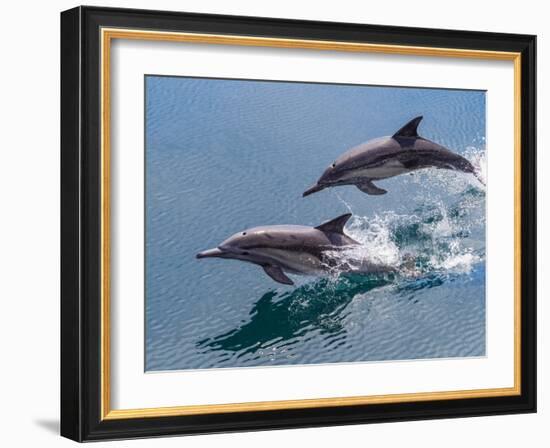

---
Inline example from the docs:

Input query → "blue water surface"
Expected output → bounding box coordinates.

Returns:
[145,76,486,371]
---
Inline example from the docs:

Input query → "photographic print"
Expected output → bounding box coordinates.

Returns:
[145,76,487,371]
[61,8,536,440]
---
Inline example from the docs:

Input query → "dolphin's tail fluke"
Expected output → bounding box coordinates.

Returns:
[453,155,485,187]
[473,170,486,186]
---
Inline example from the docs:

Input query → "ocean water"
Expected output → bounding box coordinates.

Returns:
[145,76,486,371]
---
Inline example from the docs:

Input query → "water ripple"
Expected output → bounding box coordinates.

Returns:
[144,76,486,371]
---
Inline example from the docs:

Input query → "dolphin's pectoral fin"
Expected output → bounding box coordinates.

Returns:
[356,180,387,195]
[262,265,294,285]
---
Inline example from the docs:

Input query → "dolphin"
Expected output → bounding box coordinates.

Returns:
[303,116,483,197]
[196,213,390,285]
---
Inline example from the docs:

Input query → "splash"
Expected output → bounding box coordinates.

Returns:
[196,148,487,367]
[329,145,486,279]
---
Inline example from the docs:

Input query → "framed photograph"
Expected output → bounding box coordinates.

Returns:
[60,6,536,442]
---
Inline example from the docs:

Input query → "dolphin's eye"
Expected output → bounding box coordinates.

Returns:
[242,232,247,235]
[331,163,336,168]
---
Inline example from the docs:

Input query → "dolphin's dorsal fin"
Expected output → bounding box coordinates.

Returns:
[315,213,352,234]
[393,116,423,138]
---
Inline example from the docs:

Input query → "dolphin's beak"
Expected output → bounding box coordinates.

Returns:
[196,247,224,259]
[302,183,325,197]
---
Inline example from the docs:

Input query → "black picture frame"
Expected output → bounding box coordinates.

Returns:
[61,5,536,442]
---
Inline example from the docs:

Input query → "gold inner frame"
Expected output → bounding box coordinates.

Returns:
[100,27,522,420]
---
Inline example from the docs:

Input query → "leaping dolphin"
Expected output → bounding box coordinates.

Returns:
[303,116,483,197]
[196,213,390,285]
